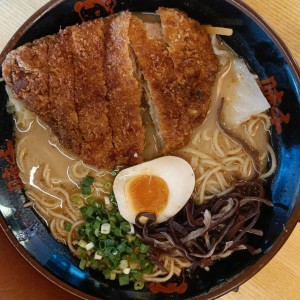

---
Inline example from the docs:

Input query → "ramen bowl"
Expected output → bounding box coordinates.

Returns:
[0,0,299,299]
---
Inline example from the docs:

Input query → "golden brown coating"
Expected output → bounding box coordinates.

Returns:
[2,36,53,124]
[48,28,80,154]
[157,7,218,125]
[128,15,192,153]
[2,32,81,154]
[105,12,145,165]
[2,9,218,168]
[144,22,163,40]
[72,18,115,168]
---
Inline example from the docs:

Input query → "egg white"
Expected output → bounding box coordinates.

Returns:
[113,156,195,224]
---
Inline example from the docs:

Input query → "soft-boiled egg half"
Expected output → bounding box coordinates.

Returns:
[113,156,195,224]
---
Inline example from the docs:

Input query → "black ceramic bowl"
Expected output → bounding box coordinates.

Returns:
[0,1,300,299]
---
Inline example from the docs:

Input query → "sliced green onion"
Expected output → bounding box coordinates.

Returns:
[86,197,95,205]
[78,240,87,248]
[92,220,101,230]
[120,222,130,232]
[110,272,116,280]
[101,223,111,234]
[113,228,122,237]
[64,222,72,232]
[126,234,135,244]
[123,267,130,275]
[94,228,99,237]
[85,206,94,218]
[140,244,149,254]
[85,241,95,251]
[142,262,154,274]
[138,253,146,260]
[103,269,111,280]
[94,252,103,260]
[79,258,86,270]
[117,243,126,253]
[82,185,92,195]
[75,187,154,289]
[119,274,130,286]
[134,238,142,247]
[130,253,138,263]
[71,195,84,207]
[129,262,139,269]
[134,281,144,290]
[104,239,115,247]
[104,182,112,190]
[90,259,100,270]
[77,225,85,238]
[128,223,135,234]
[84,225,93,236]
[115,212,124,221]
[119,259,128,270]
[81,176,94,195]
[108,215,117,223]
[125,246,133,254]
[82,176,94,186]
[99,240,106,250]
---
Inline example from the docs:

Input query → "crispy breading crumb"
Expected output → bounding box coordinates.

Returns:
[2,8,218,168]
[106,12,145,166]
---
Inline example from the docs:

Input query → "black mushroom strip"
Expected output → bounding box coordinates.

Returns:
[134,181,273,274]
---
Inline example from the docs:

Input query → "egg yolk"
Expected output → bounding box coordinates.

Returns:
[125,174,169,214]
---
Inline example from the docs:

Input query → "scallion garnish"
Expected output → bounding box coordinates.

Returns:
[82,185,92,195]
[104,181,112,190]
[134,281,144,290]
[79,258,86,270]
[75,195,154,290]
[64,222,72,232]
[139,244,150,254]
[71,195,84,208]
[119,274,130,286]
[81,176,94,195]
[86,197,95,205]
[82,176,94,186]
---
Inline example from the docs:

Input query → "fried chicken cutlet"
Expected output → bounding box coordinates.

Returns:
[2,15,145,169]
[128,15,192,153]
[106,12,145,165]
[157,8,218,126]
[71,18,115,168]
[2,8,218,168]
[128,9,218,153]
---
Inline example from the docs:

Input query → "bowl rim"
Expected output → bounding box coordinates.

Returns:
[0,0,300,299]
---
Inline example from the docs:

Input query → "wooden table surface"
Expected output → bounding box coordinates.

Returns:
[0,0,299,299]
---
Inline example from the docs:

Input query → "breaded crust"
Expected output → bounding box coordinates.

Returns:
[2,37,53,123]
[2,33,81,155]
[106,12,145,165]
[2,9,218,168]
[48,28,80,154]
[72,18,115,168]
[157,7,218,126]
[144,22,163,40]
[129,16,192,153]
